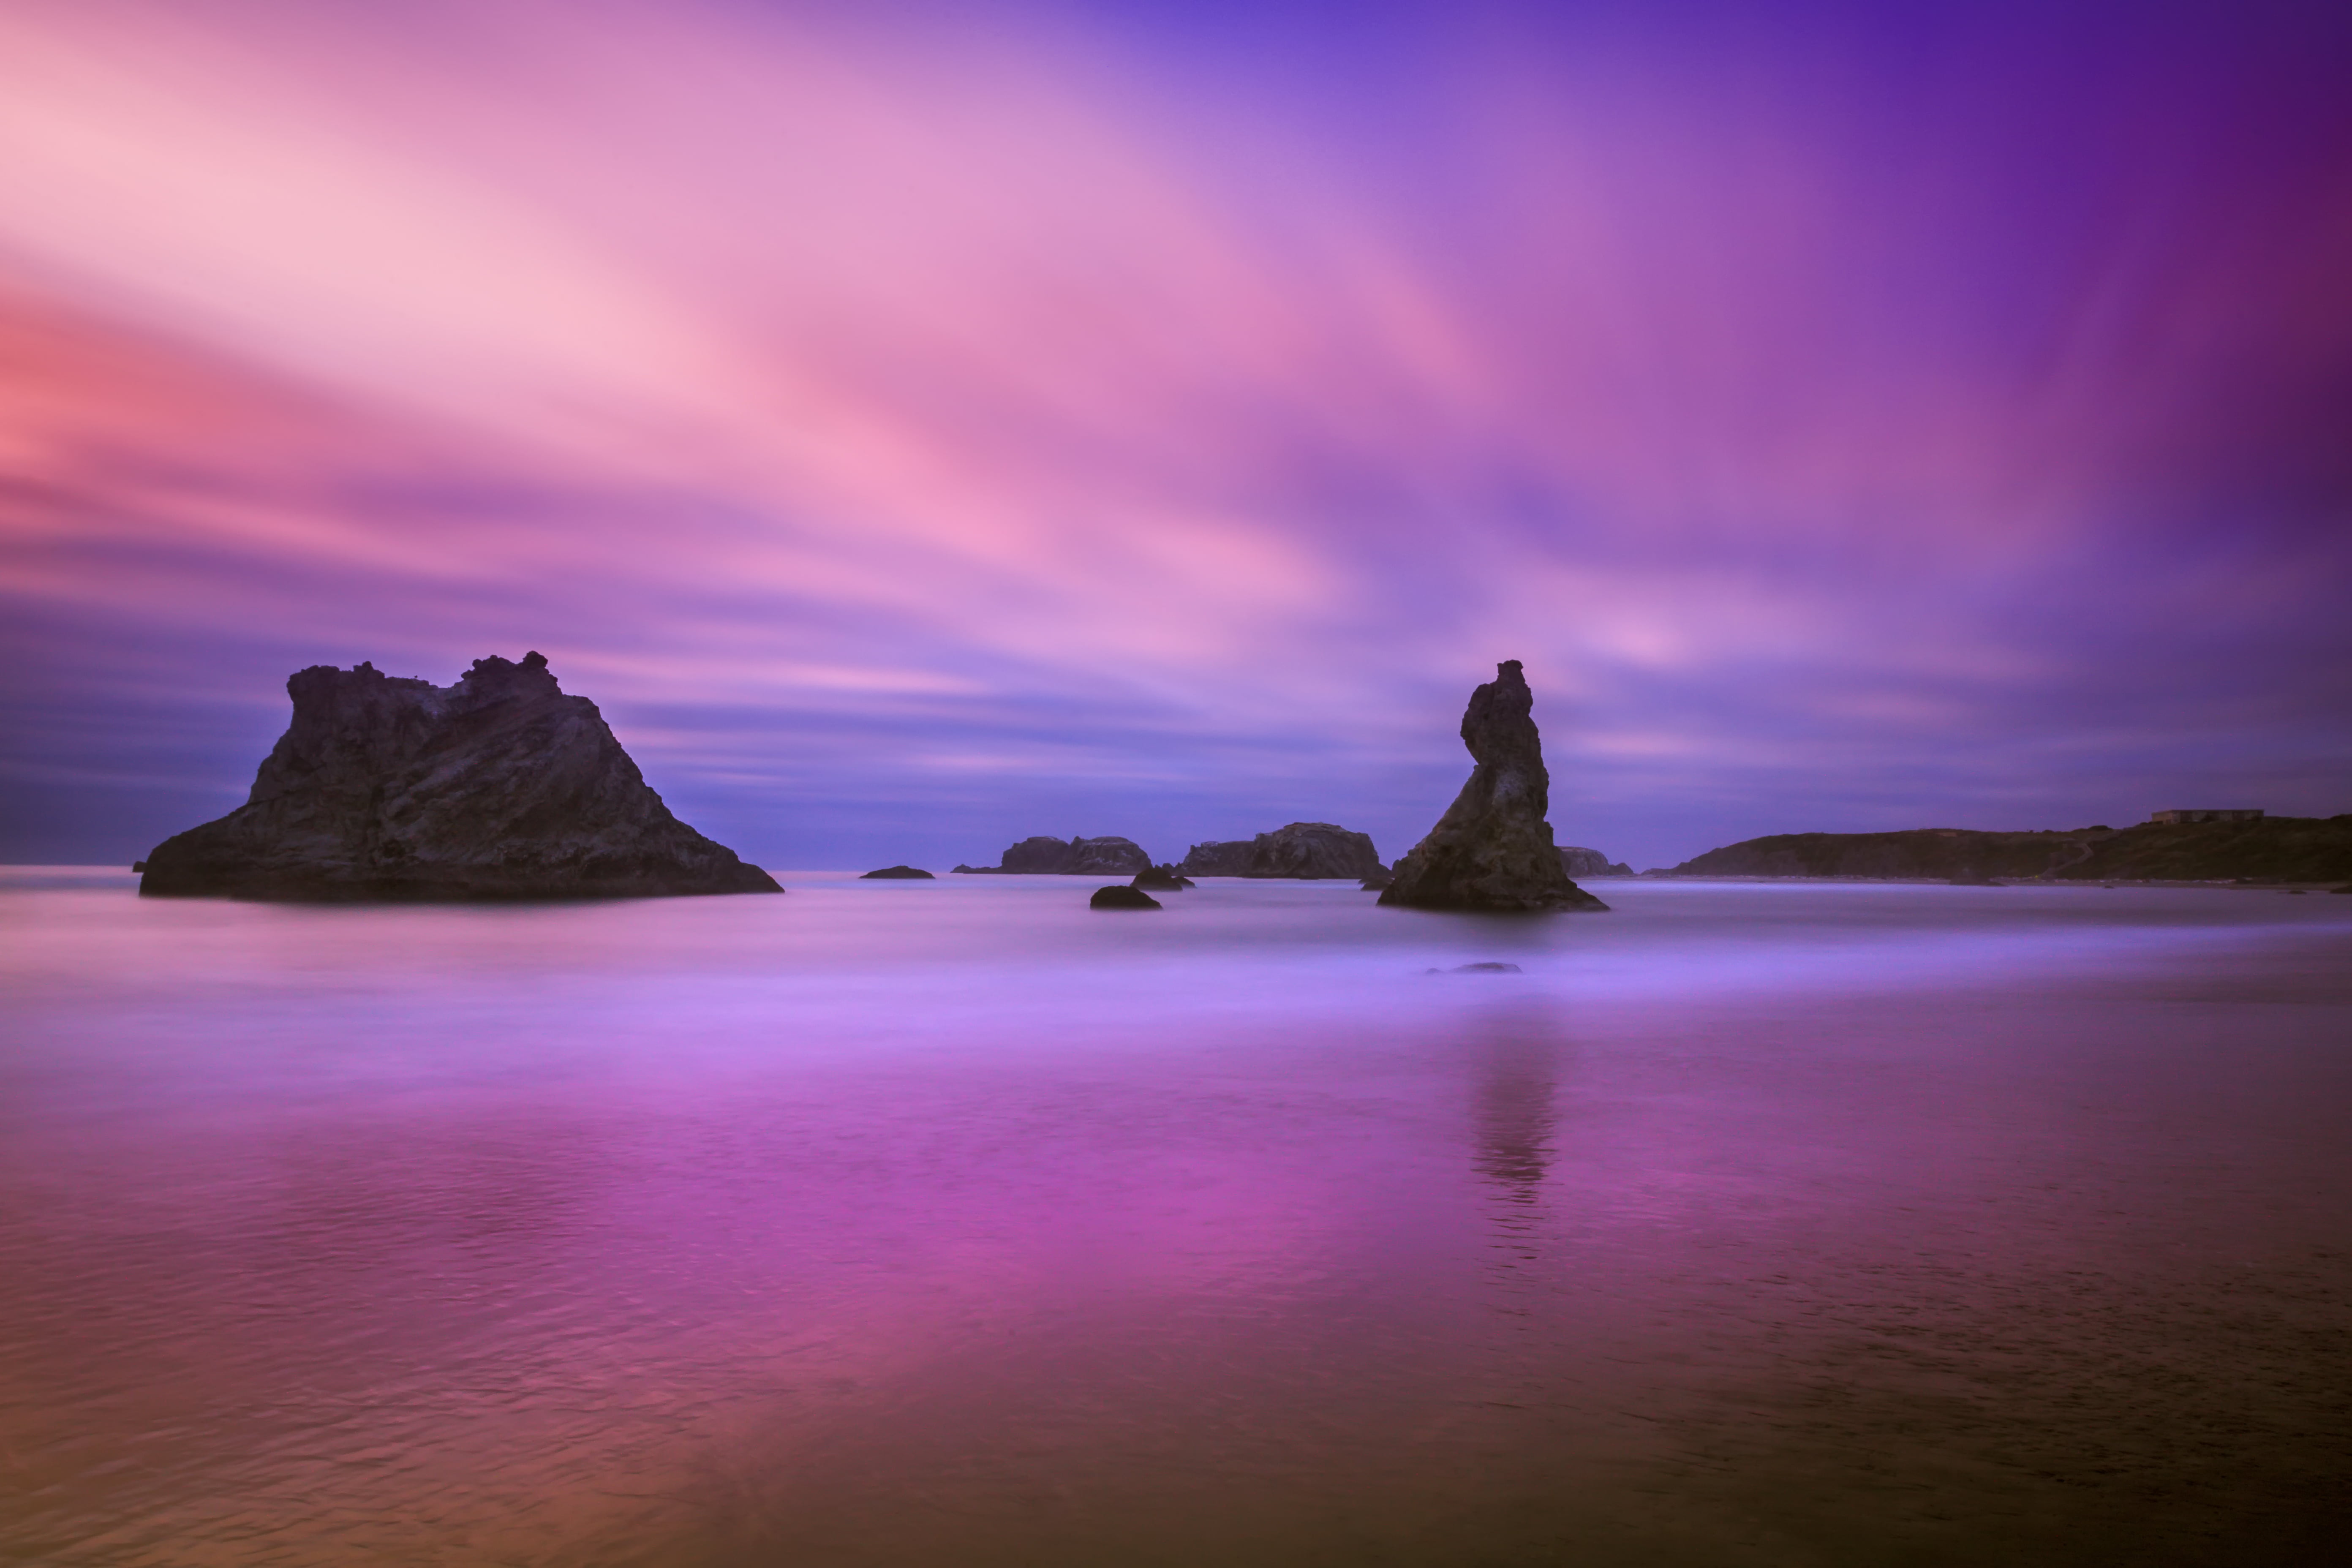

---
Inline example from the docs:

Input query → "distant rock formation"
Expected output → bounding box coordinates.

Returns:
[1359,866,1394,890]
[1132,864,1195,890]
[953,836,1152,875]
[139,654,781,901]
[1656,817,2352,883]
[860,866,934,879]
[1090,885,1162,910]
[1379,661,1608,913]
[1558,846,1633,878]
[1178,822,1383,879]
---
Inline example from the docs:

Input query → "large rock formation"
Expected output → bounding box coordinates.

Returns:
[1379,661,1608,912]
[139,654,781,901]
[953,836,1152,875]
[1178,822,1383,879]
[1559,846,1633,878]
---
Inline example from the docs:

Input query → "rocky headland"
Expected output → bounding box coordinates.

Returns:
[953,836,1152,875]
[138,654,781,901]
[1656,816,2352,883]
[1379,661,1608,913]
[1179,822,1384,879]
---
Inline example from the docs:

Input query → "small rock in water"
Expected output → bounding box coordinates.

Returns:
[1090,885,1163,910]
[1421,961,1523,974]
[1131,864,1195,890]
[860,866,935,879]
[131,860,146,873]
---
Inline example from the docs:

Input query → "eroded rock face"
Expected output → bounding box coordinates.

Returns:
[139,654,780,901]
[1179,822,1383,879]
[1379,661,1607,913]
[1559,846,1633,878]
[955,836,1152,874]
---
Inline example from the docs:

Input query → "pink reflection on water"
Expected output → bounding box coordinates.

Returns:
[3,876,2349,1563]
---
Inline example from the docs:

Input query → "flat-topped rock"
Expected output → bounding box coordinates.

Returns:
[139,653,780,901]
[1179,822,1383,879]
[1089,885,1162,910]
[955,836,1152,875]
[1380,661,1608,913]
[860,866,934,879]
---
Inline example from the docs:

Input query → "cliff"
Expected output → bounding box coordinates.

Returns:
[139,654,781,901]
[953,836,1152,875]
[1380,661,1608,912]
[1660,817,2352,882]
[1179,822,1383,879]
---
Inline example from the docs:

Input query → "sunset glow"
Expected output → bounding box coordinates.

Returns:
[5,0,2348,868]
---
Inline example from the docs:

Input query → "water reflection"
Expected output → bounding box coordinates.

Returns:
[1470,1004,1564,1209]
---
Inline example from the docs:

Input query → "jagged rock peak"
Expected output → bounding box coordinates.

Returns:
[1379,660,1608,913]
[139,655,780,901]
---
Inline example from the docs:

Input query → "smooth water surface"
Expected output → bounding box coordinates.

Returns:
[4,871,2349,1565]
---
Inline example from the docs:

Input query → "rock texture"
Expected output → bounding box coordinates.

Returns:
[1178,822,1383,879]
[139,654,781,901]
[953,836,1152,875]
[1559,846,1633,878]
[1657,817,2352,883]
[1089,885,1162,910]
[860,866,934,879]
[1379,661,1608,913]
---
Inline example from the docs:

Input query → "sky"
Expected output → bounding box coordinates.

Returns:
[3,0,2349,873]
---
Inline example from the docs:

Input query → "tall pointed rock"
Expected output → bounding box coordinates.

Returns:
[1379,660,1609,912]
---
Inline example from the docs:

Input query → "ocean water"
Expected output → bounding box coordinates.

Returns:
[3,869,2348,1566]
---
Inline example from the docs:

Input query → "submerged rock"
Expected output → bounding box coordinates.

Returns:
[860,866,934,879]
[1178,822,1383,879]
[1132,863,1196,890]
[139,654,780,901]
[956,836,1152,875]
[1379,661,1608,913]
[1089,884,1162,910]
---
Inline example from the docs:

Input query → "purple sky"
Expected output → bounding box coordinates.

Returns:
[3,0,2348,871]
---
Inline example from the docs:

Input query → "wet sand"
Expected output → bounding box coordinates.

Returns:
[3,874,2347,1564]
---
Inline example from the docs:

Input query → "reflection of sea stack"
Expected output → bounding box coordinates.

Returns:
[1380,661,1609,912]
[139,654,780,901]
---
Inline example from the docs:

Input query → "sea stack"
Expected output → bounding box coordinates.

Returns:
[139,654,781,901]
[1379,660,1608,913]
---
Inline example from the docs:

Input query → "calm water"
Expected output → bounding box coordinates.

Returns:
[4,870,2349,1566]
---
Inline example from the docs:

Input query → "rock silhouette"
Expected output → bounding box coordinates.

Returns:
[860,866,934,879]
[139,654,780,901]
[1380,661,1608,913]
[1179,822,1383,879]
[1089,885,1162,910]
[954,836,1152,875]
[1559,846,1633,878]
[1132,864,1196,890]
